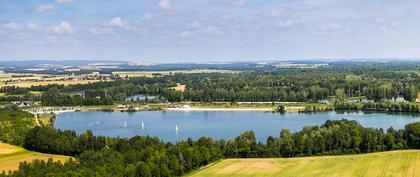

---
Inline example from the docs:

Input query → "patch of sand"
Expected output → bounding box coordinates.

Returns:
[0,143,71,172]
[218,159,276,174]
[0,152,70,172]
[0,143,23,155]
[172,84,186,92]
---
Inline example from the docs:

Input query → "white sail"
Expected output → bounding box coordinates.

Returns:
[175,125,179,134]
[141,121,144,129]
[124,121,127,128]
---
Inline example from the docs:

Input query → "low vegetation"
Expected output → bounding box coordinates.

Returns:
[188,150,420,177]
[0,108,35,146]
[0,143,70,173]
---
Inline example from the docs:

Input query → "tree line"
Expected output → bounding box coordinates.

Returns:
[39,88,113,106]
[3,119,420,176]
[1,66,419,105]
[335,101,420,113]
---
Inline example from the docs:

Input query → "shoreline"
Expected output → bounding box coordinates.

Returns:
[166,107,273,112]
[26,109,78,115]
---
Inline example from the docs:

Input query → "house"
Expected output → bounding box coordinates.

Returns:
[68,91,85,98]
[11,101,40,107]
[117,104,127,109]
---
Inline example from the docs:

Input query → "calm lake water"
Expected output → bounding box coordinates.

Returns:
[55,111,420,142]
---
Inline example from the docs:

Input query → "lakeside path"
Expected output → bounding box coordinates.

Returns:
[34,114,41,126]
[167,107,273,112]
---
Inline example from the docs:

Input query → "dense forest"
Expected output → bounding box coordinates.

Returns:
[1,64,419,105]
[2,118,420,176]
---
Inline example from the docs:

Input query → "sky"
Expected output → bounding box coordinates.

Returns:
[1,0,420,62]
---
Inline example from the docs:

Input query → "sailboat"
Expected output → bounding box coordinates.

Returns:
[124,121,127,128]
[141,121,144,130]
[175,125,179,134]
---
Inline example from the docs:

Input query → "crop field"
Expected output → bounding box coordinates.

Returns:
[0,80,103,88]
[113,70,239,78]
[0,143,70,173]
[187,150,420,177]
[0,71,110,88]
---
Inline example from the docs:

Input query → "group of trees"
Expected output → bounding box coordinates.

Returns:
[10,127,223,177]
[335,101,420,113]
[3,119,420,176]
[223,120,412,158]
[0,108,34,146]
[24,128,106,156]
[0,86,29,95]
[40,89,113,106]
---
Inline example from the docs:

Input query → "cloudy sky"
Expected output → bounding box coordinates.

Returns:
[1,0,420,62]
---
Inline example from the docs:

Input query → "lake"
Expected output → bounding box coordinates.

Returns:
[55,111,420,142]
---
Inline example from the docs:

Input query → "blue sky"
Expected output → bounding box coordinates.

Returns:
[1,0,420,62]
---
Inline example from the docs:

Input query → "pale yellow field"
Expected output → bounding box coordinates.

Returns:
[0,143,71,173]
[113,70,239,78]
[0,71,112,88]
[1,80,103,88]
[187,150,420,177]
[0,73,47,80]
[0,143,23,155]
[172,84,186,92]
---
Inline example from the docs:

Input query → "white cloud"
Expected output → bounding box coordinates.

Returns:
[4,22,21,31]
[53,22,73,34]
[265,9,287,18]
[104,17,126,27]
[232,0,247,6]
[178,31,192,38]
[316,23,350,36]
[278,20,294,28]
[90,27,113,35]
[277,19,304,28]
[379,26,388,32]
[36,4,55,13]
[27,22,41,31]
[56,0,74,4]
[375,18,385,24]
[158,0,173,11]
[201,26,223,36]
[140,13,153,21]
[191,21,203,28]
[177,25,223,39]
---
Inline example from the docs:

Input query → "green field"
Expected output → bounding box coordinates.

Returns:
[0,143,70,173]
[187,150,420,177]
